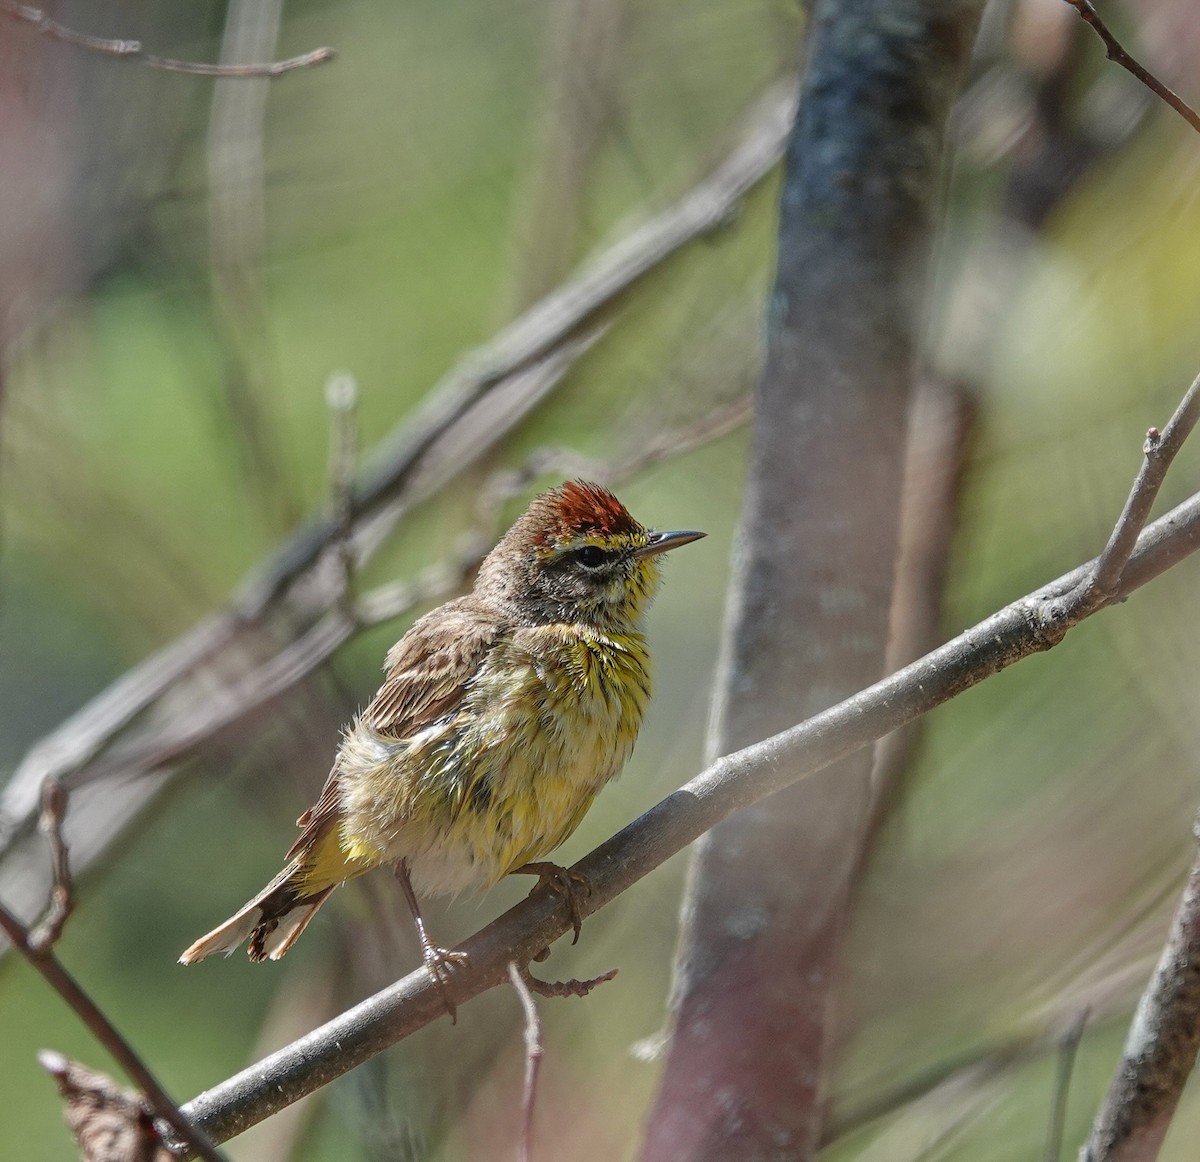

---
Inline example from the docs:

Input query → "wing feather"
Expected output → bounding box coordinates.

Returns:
[288,599,501,860]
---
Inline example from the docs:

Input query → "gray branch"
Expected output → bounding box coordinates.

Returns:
[177,481,1200,1150]
[1080,812,1200,1162]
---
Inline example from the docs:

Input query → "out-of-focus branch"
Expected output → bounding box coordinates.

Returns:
[0,86,790,880]
[508,963,543,1162]
[206,0,298,533]
[325,373,360,614]
[1080,813,1200,1162]
[0,2,334,77]
[56,391,748,795]
[642,3,983,1156]
[28,778,71,951]
[179,471,1200,1148]
[868,378,975,836]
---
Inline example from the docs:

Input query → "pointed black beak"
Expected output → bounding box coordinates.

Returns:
[634,529,706,559]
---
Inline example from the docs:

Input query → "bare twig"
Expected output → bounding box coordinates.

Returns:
[0,902,225,1161]
[325,373,360,612]
[28,777,72,952]
[520,964,618,1000]
[508,963,543,1162]
[1063,0,1200,134]
[1080,814,1200,1162]
[0,781,224,1159]
[179,480,1200,1149]
[1073,371,1200,610]
[0,2,334,77]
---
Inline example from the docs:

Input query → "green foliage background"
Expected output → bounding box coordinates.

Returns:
[4,2,1200,1160]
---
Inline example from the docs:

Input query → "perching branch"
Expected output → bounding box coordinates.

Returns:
[179,416,1200,1148]
[0,2,334,78]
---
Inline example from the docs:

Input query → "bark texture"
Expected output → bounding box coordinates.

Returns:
[1081,820,1200,1162]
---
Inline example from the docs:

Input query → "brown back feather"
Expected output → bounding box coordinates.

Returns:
[288,599,502,860]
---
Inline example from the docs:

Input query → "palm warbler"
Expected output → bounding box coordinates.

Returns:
[180,481,703,987]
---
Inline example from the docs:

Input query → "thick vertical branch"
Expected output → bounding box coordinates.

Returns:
[640,3,983,1159]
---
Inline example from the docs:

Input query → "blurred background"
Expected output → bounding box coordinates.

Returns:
[2,0,1200,1159]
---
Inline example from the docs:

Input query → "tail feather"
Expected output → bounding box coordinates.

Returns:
[179,863,334,965]
[250,887,335,961]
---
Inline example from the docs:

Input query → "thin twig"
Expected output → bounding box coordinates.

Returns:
[180,480,1200,1149]
[1,2,334,77]
[1074,370,1200,609]
[1045,1009,1088,1162]
[325,373,360,614]
[0,902,226,1161]
[1063,0,1200,134]
[508,963,543,1162]
[521,964,618,999]
[28,777,72,952]
[0,781,224,1158]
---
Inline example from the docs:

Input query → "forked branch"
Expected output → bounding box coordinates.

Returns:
[180,375,1200,1147]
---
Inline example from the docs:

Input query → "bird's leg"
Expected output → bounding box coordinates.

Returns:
[394,860,468,1021]
[510,861,592,945]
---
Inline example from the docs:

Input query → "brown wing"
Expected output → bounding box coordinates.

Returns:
[288,599,500,859]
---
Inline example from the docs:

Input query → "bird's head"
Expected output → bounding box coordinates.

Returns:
[476,481,704,628]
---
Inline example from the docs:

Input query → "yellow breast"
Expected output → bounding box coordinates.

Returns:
[333,624,652,897]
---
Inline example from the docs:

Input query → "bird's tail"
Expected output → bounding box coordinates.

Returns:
[179,861,336,965]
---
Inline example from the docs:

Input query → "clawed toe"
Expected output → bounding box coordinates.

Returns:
[513,861,592,945]
[421,943,469,1021]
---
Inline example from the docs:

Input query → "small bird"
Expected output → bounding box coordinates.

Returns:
[180,481,703,992]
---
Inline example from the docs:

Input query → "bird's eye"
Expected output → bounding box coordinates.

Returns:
[574,545,608,569]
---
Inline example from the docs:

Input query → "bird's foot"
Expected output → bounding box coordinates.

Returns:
[512,861,592,945]
[419,937,469,1022]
